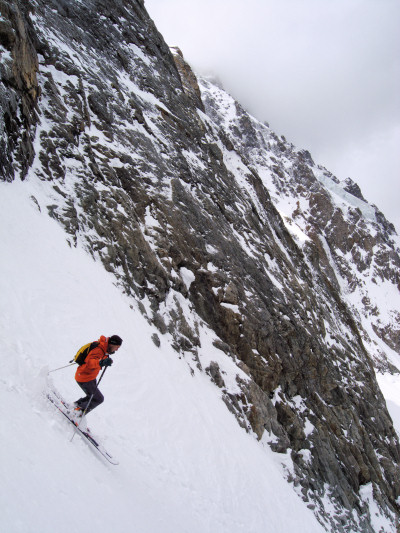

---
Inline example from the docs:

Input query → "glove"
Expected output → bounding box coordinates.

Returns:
[100,357,113,368]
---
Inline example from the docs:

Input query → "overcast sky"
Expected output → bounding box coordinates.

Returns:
[145,0,400,232]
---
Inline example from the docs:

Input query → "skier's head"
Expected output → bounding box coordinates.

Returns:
[108,335,123,354]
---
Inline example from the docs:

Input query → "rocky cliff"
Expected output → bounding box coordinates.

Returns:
[1,0,399,530]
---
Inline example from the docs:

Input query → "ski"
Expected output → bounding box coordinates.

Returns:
[46,389,119,465]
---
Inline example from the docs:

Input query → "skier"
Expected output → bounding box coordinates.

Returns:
[74,335,123,417]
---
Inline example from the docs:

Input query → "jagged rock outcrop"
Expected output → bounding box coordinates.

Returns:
[200,77,400,376]
[0,0,39,179]
[1,1,399,530]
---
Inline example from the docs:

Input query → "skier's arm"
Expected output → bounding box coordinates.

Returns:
[84,352,102,372]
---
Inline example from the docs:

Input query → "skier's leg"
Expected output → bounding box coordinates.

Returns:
[75,380,93,407]
[76,379,104,413]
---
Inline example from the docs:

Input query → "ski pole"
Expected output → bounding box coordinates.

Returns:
[48,362,76,374]
[71,367,108,440]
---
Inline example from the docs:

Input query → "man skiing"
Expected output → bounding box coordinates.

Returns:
[74,335,123,417]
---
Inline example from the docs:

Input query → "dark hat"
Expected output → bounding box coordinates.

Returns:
[109,335,123,346]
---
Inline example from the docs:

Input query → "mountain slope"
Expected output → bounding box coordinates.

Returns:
[200,76,400,373]
[1,0,399,530]
[0,180,327,533]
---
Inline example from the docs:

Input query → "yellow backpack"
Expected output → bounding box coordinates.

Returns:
[70,341,99,365]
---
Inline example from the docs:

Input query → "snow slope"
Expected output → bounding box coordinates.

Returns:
[0,179,329,532]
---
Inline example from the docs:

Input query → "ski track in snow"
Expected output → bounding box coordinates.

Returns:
[0,180,330,533]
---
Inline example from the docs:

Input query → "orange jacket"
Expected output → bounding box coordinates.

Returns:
[75,336,109,383]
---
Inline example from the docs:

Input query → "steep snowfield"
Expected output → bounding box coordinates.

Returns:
[0,179,329,533]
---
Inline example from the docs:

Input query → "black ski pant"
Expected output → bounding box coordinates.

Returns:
[76,379,104,413]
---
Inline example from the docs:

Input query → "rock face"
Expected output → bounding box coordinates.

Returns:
[0,0,39,179]
[1,1,400,530]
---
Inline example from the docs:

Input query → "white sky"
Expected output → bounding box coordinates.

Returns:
[145,0,400,232]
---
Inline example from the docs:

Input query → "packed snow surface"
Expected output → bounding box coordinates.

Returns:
[0,179,329,532]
